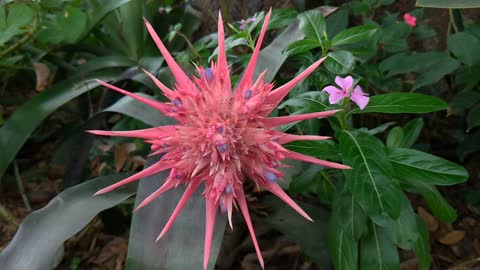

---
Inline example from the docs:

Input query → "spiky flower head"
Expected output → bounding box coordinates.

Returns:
[88,10,350,270]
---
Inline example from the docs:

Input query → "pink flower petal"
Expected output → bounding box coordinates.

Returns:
[335,76,354,91]
[322,86,346,105]
[142,68,176,100]
[284,150,351,170]
[263,110,340,128]
[87,126,175,139]
[350,85,370,110]
[265,57,327,113]
[134,179,177,212]
[216,12,231,91]
[236,188,264,269]
[203,199,218,270]
[236,9,272,92]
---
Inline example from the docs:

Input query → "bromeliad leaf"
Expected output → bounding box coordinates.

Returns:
[0,174,136,270]
[360,223,400,270]
[388,148,469,185]
[350,93,448,115]
[340,131,403,222]
[416,0,480,8]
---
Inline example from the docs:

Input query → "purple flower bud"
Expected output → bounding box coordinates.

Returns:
[244,89,252,100]
[173,98,182,107]
[217,143,227,153]
[204,68,214,82]
[264,170,277,182]
[217,126,224,133]
[225,185,233,194]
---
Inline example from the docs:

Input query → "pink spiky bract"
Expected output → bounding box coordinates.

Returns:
[88,9,350,270]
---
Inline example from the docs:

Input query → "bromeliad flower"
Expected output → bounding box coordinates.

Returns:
[88,10,350,270]
[322,76,370,110]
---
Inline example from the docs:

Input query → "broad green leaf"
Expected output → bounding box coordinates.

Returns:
[448,32,480,66]
[449,90,480,115]
[285,39,321,55]
[0,6,6,30]
[285,140,340,161]
[328,215,358,270]
[388,148,469,185]
[0,174,136,270]
[126,157,226,270]
[402,179,457,223]
[279,91,328,112]
[325,7,348,38]
[467,103,480,131]
[365,122,396,136]
[379,195,418,250]
[63,6,87,43]
[118,0,144,60]
[350,93,448,115]
[402,118,424,148]
[416,0,480,8]
[298,10,326,45]
[340,131,402,221]
[360,224,400,270]
[381,52,458,77]
[263,196,332,268]
[331,186,368,240]
[413,57,460,90]
[268,8,298,30]
[0,70,123,180]
[386,127,405,148]
[413,217,432,270]
[331,25,377,47]
[0,3,33,45]
[325,50,355,75]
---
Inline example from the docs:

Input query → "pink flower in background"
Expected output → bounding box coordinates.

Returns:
[403,13,417,27]
[239,17,257,30]
[88,9,350,270]
[322,76,370,110]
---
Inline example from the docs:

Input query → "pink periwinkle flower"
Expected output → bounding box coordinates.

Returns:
[239,17,257,30]
[403,13,417,27]
[88,10,350,270]
[322,76,370,110]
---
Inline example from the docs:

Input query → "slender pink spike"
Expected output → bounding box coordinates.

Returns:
[156,180,201,241]
[87,126,174,139]
[236,188,264,269]
[144,19,194,90]
[142,68,176,99]
[263,110,340,128]
[265,57,326,113]
[263,182,313,221]
[285,150,351,170]
[216,11,231,90]
[95,161,174,195]
[203,199,218,270]
[236,8,272,92]
[226,195,233,230]
[277,134,331,144]
[134,179,177,212]
[95,79,171,114]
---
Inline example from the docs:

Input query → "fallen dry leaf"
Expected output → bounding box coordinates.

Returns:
[418,206,439,232]
[33,62,51,92]
[438,230,465,245]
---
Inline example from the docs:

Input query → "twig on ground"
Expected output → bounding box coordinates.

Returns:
[0,203,19,226]
[13,161,31,212]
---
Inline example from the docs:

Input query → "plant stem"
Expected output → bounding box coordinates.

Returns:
[13,161,31,212]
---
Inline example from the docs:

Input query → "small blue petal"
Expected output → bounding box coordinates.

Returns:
[204,68,214,82]
[225,185,233,194]
[173,98,182,106]
[217,143,227,153]
[217,126,224,133]
[244,89,252,100]
[264,170,278,182]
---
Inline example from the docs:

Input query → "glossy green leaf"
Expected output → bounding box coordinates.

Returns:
[401,118,424,148]
[449,90,480,115]
[325,50,355,75]
[331,25,377,47]
[0,70,122,180]
[268,8,298,30]
[386,127,405,148]
[63,6,87,43]
[285,39,321,56]
[285,140,340,161]
[340,131,402,221]
[331,186,368,240]
[279,91,328,112]
[328,215,358,270]
[379,195,418,250]
[298,10,326,45]
[402,179,457,223]
[0,174,136,270]
[448,32,480,66]
[416,0,480,8]
[360,224,400,270]
[118,0,144,60]
[264,196,332,268]
[126,157,226,270]
[365,122,396,136]
[350,93,448,115]
[389,148,469,185]
[0,3,33,45]
[413,217,432,270]
[467,103,480,131]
